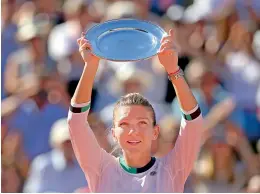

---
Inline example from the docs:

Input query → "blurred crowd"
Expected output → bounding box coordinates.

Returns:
[1,0,260,193]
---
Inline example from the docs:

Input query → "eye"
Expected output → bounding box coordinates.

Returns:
[139,121,147,125]
[119,122,128,127]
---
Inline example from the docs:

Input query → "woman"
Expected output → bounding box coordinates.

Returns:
[68,29,203,192]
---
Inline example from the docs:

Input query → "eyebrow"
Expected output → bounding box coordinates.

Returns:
[136,117,149,121]
[118,117,150,122]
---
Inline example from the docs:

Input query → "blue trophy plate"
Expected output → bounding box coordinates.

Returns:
[85,19,166,61]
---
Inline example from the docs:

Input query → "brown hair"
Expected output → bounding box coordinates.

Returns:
[110,93,156,157]
[112,93,156,127]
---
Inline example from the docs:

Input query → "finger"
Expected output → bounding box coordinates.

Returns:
[161,36,167,43]
[159,46,165,53]
[169,29,174,36]
[165,45,179,53]
[159,48,177,57]
[79,42,92,52]
[159,44,170,52]
[161,35,174,43]
[159,47,172,54]
[161,47,176,53]
[161,39,171,44]
[81,32,86,37]
[79,37,85,46]
[81,38,90,45]
[161,35,172,43]
[168,29,174,41]
[159,44,178,53]
[81,42,91,50]
[77,38,82,45]
[160,41,173,49]
[160,45,172,52]
[80,38,89,47]
[79,45,88,53]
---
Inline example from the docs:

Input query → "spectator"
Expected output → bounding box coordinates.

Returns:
[4,3,56,96]
[48,0,96,62]
[23,118,87,192]
[221,21,260,147]
[1,0,23,99]
[5,76,68,160]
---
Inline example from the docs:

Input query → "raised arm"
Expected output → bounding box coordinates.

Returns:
[158,29,204,187]
[67,34,113,191]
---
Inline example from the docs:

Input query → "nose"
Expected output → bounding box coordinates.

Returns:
[128,126,139,135]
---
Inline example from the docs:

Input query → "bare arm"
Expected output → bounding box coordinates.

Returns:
[158,30,197,112]
[71,62,98,104]
[167,74,203,184]
[4,57,20,95]
[170,76,197,111]
[70,35,100,104]
[4,54,43,96]
[68,36,114,192]
[2,74,41,117]
[2,93,33,117]
[158,30,204,188]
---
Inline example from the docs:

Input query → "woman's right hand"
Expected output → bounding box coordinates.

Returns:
[77,32,100,64]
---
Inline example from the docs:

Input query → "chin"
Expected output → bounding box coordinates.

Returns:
[124,145,144,153]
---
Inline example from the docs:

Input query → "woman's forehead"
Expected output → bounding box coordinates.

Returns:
[115,105,152,121]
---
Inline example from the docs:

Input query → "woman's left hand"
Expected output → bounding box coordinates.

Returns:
[158,29,179,74]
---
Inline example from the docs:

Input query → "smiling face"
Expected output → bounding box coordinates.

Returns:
[112,105,159,154]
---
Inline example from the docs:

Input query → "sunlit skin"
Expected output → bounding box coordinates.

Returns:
[112,105,159,168]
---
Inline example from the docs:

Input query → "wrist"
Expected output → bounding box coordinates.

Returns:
[84,59,99,68]
[168,68,184,82]
[84,58,100,65]
[166,66,180,75]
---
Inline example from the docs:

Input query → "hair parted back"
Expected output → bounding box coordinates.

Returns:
[112,93,156,126]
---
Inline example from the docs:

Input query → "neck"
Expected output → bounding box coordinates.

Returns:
[123,150,151,168]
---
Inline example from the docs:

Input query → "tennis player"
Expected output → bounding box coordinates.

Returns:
[68,29,204,192]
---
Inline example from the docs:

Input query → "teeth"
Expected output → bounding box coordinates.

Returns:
[128,141,140,143]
